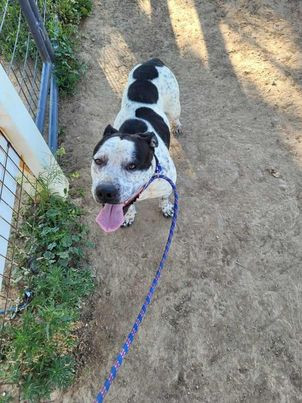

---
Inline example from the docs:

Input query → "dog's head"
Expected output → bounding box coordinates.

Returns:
[91,124,158,232]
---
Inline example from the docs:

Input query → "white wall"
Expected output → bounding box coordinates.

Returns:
[0,64,68,196]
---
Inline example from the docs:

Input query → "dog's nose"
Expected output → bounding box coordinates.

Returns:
[95,184,120,204]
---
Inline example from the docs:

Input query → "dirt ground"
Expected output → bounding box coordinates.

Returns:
[58,1,302,401]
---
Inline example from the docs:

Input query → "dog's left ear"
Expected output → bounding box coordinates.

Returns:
[139,132,158,148]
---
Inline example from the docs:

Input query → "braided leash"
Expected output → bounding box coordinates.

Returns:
[95,162,178,402]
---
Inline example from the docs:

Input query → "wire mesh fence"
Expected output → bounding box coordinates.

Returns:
[0,0,41,118]
[0,0,58,150]
[0,130,37,323]
[0,130,39,398]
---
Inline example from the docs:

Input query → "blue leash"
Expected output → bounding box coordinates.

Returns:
[0,290,33,317]
[95,162,178,402]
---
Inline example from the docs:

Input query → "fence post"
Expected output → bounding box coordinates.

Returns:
[18,0,55,62]
[18,0,59,154]
[35,62,52,132]
[49,74,59,154]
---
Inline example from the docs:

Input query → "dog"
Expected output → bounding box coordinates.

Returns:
[91,58,181,232]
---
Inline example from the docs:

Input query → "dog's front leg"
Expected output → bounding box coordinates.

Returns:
[159,197,174,218]
[121,204,137,227]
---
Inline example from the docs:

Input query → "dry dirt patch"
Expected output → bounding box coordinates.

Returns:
[58,1,302,401]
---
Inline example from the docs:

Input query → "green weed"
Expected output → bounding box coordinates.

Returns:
[0,393,13,403]
[0,183,94,401]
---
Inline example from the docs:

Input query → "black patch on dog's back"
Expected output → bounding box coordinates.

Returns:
[128,80,158,104]
[136,107,170,148]
[133,64,158,80]
[119,119,148,134]
[132,59,164,81]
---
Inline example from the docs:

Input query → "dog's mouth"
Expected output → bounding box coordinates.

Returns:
[95,189,143,233]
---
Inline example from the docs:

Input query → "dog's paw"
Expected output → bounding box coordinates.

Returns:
[161,202,174,218]
[172,120,182,136]
[121,205,136,228]
[121,217,135,227]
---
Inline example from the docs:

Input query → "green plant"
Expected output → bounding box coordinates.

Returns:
[69,170,81,179]
[0,393,13,403]
[0,0,92,94]
[0,182,94,401]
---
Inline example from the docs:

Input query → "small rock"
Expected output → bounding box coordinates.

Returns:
[268,168,280,178]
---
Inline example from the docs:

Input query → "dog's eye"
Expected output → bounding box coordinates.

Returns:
[94,158,106,166]
[126,163,136,171]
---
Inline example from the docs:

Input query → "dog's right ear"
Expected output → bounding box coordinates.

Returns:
[93,125,118,156]
[103,125,118,138]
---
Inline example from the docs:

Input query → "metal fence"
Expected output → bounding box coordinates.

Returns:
[0,0,58,153]
[0,130,37,320]
[0,0,61,296]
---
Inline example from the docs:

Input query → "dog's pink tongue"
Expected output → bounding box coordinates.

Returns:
[96,203,124,232]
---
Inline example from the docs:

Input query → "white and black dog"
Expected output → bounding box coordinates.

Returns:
[91,58,181,232]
